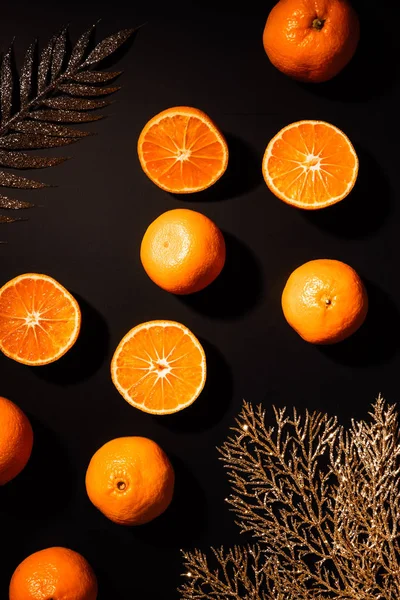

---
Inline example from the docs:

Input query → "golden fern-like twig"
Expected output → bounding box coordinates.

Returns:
[0,23,137,227]
[180,395,400,599]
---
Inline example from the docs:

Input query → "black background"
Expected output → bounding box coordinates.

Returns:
[0,1,398,598]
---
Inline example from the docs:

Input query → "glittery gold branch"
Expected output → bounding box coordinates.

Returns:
[179,396,400,599]
[181,545,277,599]
[0,23,137,227]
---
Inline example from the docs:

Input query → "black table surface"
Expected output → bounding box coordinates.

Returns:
[0,2,398,598]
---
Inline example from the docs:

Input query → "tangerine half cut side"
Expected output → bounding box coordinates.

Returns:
[263,120,358,209]
[0,273,81,366]
[111,320,206,415]
[137,106,229,193]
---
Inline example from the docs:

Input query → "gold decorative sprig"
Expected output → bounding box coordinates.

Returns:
[181,545,274,599]
[180,396,400,599]
[0,23,137,229]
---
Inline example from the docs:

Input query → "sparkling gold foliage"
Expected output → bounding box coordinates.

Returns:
[180,395,400,599]
[0,24,137,228]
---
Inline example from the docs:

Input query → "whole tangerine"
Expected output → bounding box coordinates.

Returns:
[9,546,98,600]
[0,396,33,485]
[281,259,368,344]
[263,0,360,82]
[140,208,226,294]
[85,436,175,526]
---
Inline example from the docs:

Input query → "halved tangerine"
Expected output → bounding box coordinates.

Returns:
[137,106,229,193]
[111,320,206,415]
[262,120,358,209]
[0,273,81,366]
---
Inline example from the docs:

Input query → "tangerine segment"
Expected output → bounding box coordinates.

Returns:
[0,273,81,366]
[263,120,358,209]
[137,106,229,193]
[111,320,206,415]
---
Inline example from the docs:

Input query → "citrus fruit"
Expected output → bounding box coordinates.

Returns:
[137,106,229,193]
[111,320,206,415]
[140,208,226,294]
[9,546,98,600]
[262,120,358,209]
[0,396,33,485]
[263,0,360,82]
[281,259,368,344]
[0,273,81,366]
[85,436,175,526]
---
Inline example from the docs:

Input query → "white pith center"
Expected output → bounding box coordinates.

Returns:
[24,311,41,327]
[176,148,191,161]
[304,153,321,171]
[150,357,172,378]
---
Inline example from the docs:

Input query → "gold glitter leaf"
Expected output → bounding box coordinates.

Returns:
[73,70,122,83]
[0,133,78,150]
[180,395,400,600]
[51,26,68,79]
[0,195,34,209]
[0,150,67,169]
[14,120,90,138]
[0,172,47,189]
[0,214,24,223]
[58,83,120,97]
[0,23,137,234]
[19,40,36,107]
[42,96,112,110]
[30,109,105,123]
[68,24,95,69]
[83,28,135,66]
[37,32,56,92]
[0,46,13,123]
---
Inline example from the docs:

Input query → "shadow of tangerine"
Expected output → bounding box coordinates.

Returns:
[177,231,264,320]
[318,280,400,367]
[31,294,110,385]
[87,459,203,600]
[158,338,234,433]
[0,415,75,520]
[300,146,394,239]
[170,133,263,202]
[126,454,207,550]
[295,4,397,103]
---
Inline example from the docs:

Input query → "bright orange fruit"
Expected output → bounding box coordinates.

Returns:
[111,320,206,415]
[262,120,358,209]
[0,273,81,366]
[0,396,33,485]
[137,106,229,193]
[85,436,175,526]
[263,0,360,82]
[140,208,226,294]
[281,259,368,344]
[9,546,98,600]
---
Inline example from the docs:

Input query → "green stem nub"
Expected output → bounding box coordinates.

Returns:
[312,18,325,30]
